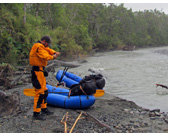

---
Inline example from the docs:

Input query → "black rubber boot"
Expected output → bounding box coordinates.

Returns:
[33,112,46,120]
[41,108,54,115]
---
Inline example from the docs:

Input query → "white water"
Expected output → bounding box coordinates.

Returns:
[69,47,168,112]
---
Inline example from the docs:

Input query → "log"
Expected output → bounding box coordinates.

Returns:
[10,64,31,87]
[156,84,168,89]
[48,60,80,68]
[77,111,115,132]
[10,71,25,86]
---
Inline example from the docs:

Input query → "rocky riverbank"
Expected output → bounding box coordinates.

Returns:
[0,47,168,132]
[0,71,168,133]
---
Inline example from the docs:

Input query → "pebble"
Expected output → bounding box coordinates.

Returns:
[150,117,159,120]
[0,84,168,133]
[129,120,134,123]
[124,109,130,112]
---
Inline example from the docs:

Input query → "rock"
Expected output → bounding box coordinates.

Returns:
[155,112,161,117]
[124,109,130,112]
[88,68,104,74]
[150,109,160,112]
[150,117,157,120]
[154,49,168,55]
[142,108,150,112]
[140,111,147,115]
[163,129,168,131]
[149,112,155,117]
[129,120,134,123]
[78,59,88,63]
[0,90,20,116]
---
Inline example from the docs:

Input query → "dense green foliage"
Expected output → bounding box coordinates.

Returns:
[0,3,168,65]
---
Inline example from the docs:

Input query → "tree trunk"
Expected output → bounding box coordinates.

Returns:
[23,3,27,24]
[35,3,39,17]
[48,3,53,29]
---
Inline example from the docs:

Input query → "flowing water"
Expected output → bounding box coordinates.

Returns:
[69,47,168,112]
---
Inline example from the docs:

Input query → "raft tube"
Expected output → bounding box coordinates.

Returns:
[56,70,82,87]
[56,70,105,90]
[46,84,95,109]
[46,84,69,96]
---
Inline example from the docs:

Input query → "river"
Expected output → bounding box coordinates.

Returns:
[69,47,168,112]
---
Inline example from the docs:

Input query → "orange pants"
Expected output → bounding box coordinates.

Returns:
[31,67,48,112]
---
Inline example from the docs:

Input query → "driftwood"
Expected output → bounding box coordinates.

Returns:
[0,64,31,89]
[48,60,80,68]
[61,112,84,133]
[0,60,81,89]
[70,112,84,133]
[61,112,69,133]
[77,111,115,132]
[10,64,31,88]
[10,71,26,86]
[46,60,81,73]
[89,48,99,56]
[156,84,168,89]
[122,45,136,51]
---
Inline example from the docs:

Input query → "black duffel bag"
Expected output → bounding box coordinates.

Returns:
[80,74,105,89]
[69,79,96,96]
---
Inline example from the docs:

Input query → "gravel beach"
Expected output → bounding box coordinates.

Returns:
[0,72,168,133]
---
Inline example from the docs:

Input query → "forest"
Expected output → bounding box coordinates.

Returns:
[0,3,168,65]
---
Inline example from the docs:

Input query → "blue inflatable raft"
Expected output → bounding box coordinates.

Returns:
[56,70,82,88]
[56,70,105,90]
[47,70,105,109]
[46,75,95,109]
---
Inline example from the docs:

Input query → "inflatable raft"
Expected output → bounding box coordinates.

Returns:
[47,70,105,109]
[56,70,105,89]
[46,84,95,109]
[56,70,82,88]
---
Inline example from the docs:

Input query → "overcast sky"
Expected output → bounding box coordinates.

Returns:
[121,3,168,14]
[3,1,169,14]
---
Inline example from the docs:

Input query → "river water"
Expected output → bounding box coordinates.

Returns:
[69,47,168,112]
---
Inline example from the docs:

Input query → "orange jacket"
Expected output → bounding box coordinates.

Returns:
[29,42,56,67]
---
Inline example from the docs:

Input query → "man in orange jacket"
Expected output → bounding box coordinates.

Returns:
[29,36,60,120]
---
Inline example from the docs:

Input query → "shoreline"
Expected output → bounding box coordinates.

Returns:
[0,47,168,132]
[0,80,168,132]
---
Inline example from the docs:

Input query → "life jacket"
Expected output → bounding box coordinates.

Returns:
[29,41,56,67]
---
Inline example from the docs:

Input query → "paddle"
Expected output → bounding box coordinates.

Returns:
[23,88,105,97]
[57,66,69,87]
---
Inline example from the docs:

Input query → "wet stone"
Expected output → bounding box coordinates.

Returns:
[150,109,160,112]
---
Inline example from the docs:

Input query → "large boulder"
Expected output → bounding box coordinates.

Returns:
[0,90,21,116]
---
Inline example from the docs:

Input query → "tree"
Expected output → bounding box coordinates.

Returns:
[0,3,168,65]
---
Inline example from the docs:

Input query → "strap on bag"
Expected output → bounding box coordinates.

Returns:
[68,85,89,99]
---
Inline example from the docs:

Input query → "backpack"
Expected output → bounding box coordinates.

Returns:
[69,74,105,96]
[80,74,105,89]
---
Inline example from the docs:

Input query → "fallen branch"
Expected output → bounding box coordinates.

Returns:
[77,111,115,132]
[10,71,25,86]
[61,112,69,133]
[10,64,30,87]
[156,84,168,89]
[70,112,84,133]
[48,60,80,68]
